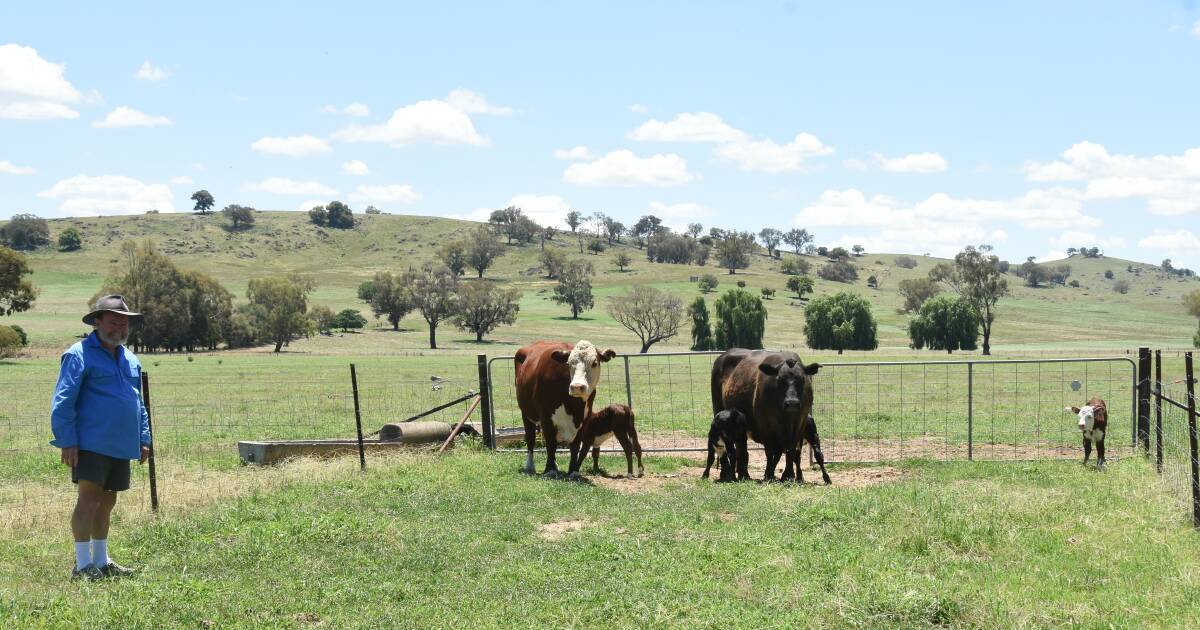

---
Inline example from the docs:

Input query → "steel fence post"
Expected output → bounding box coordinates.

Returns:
[141,371,159,513]
[623,355,634,411]
[350,364,365,472]
[1184,352,1198,529]
[1139,347,1151,453]
[967,362,974,461]
[477,354,494,450]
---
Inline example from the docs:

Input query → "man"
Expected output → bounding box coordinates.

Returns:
[50,295,152,580]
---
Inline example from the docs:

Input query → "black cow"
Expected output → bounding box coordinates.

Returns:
[702,409,746,482]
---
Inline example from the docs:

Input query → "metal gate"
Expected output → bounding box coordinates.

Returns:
[484,352,1137,463]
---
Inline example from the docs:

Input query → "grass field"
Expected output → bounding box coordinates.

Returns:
[3,211,1198,357]
[2,451,1200,628]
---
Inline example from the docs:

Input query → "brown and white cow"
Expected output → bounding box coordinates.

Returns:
[712,348,821,482]
[514,340,617,478]
[1066,396,1108,469]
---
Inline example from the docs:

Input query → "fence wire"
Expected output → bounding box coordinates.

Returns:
[487,353,1137,464]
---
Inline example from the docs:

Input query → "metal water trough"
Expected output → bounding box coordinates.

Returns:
[238,421,456,465]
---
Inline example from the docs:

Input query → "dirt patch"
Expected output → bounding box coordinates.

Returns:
[828,465,906,488]
[588,471,689,495]
[581,459,905,492]
[537,518,593,541]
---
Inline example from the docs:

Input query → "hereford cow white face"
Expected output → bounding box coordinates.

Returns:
[552,340,617,399]
[1067,405,1096,434]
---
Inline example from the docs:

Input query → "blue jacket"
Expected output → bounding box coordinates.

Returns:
[49,332,151,460]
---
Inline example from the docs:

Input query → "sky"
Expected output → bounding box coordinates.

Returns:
[1,1,1199,269]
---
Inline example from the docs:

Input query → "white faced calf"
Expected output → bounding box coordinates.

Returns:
[1066,396,1108,469]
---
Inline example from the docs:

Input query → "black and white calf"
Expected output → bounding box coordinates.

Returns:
[1066,396,1108,469]
[703,409,747,482]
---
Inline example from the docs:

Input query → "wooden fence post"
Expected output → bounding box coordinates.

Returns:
[477,354,494,450]
[1138,347,1151,453]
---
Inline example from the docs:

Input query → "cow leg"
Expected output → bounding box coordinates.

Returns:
[614,431,635,477]
[1095,431,1105,470]
[808,435,831,486]
[719,446,737,482]
[737,438,752,481]
[566,432,591,480]
[703,442,716,479]
[521,419,538,475]
[763,447,782,482]
[628,425,644,478]
[543,423,561,478]
[591,446,601,474]
[1082,434,1092,465]
[780,448,796,482]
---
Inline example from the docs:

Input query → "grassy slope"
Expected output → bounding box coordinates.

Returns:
[1,452,1198,628]
[3,211,1198,358]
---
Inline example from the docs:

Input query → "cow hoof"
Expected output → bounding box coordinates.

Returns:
[542,470,563,480]
[822,476,832,485]
[566,471,583,481]
[520,466,536,476]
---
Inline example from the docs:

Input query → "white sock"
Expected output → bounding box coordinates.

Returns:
[91,539,109,567]
[75,541,91,570]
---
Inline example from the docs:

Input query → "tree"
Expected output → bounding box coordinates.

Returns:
[908,295,981,353]
[437,240,467,277]
[758,228,784,258]
[929,245,1010,356]
[615,251,631,272]
[409,263,458,349]
[688,297,715,351]
[1113,279,1130,294]
[539,248,567,279]
[630,215,663,248]
[780,257,810,275]
[365,205,382,215]
[465,225,506,278]
[565,211,582,233]
[58,227,82,251]
[1020,258,1049,287]
[587,238,606,254]
[246,274,315,352]
[828,247,851,261]
[222,204,255,229]
[308,205,328,226]
[803,292,878,355]
[716,231,754,274]
[489,206,526,244]
[309,304,336,334]
[694,243,712,266]
[357,280,377,303]
[0,246,38,316]
[331,309,367,332]
[1067,248,1078,257]
[783,228,814,255]
[513,215,541,244]
[1184,290,1200,347]
[713,289,768,350]
[1104,269,1114,280]
[191,190,215,214]
[553,259,595,319]
[0,325,23,359]
[452,280,521,342]
[698,274,719,293]
[761,287,776,299]
[687,223,703,239]
[817,261,858,283]
[786,275,814,300]
[894,255,918,269]
[602,216,624,244]
[866,275,877,289]
[898,277,941,313]
[0,214,50,250]
[325,201,354,229]
[608,286,685,353]
[365,271,412,331]
[852,244,865,257]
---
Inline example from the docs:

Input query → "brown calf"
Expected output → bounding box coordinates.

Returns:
[573,403,645,478]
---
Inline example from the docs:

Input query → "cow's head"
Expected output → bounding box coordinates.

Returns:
[759,358,821,411]
[1066,405,1096,432]
[715,409,746,430]
[552,340,617,399]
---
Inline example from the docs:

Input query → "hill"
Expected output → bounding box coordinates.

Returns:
[2,211,1198,357]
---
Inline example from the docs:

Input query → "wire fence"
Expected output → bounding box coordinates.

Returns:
[1152,350,1199,528]
[0,364,479,533]
[486,352,1138,463]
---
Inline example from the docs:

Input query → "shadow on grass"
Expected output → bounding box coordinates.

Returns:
[551,316,595,322]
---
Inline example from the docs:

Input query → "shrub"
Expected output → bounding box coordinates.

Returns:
[818,261,858,283]
[1113,279,1130,294]
[0,325,23,358]
[894,255,918,269]
[736,280,746,288]
[1104,270,1114,279]
[58,227,82,252]
[697,274,719,293]
[761,287,775,299]
[1069,279,1080,288]
[780,257,811,275]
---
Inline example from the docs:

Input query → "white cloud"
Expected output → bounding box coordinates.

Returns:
[250,177,336,196]
[332,99,488,146]
[1035,250,1069,264]
[563,150,696,187]
[795,187,1101,258]
[296,199,331,212]
[1193,19,1200,38]
[92,106,172,128]
[134,60,169,81]
[446,89,512,115]
[350,184,421,204]
[628,104,648,114]
[647,201,716,218]
[0,160,36,175]
[38,175,174,216]
[1049,230,1127,251]
[1138,229,1200,251]
[0,44,81,120]
[461,194,574,228]
[343,102,369,117]
[715,133,834,173]
[628,112,746,143]
[342,160,369,175]
[842,157,868,171]
[1025,141,1200,216]
[554,146,593,160]
[169,175,193,185]
[250,135,331,156]
[873,151,948,173]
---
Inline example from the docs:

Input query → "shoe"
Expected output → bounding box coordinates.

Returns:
[99,560,136,578]
[71,564,103,581]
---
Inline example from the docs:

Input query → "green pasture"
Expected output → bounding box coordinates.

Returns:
[2,452,1200,628]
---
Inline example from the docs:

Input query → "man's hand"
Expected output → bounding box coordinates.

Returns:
[61,446,78,468]
[139,444,152,464]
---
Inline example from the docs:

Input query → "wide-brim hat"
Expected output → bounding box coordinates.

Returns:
[83,294,143,326]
